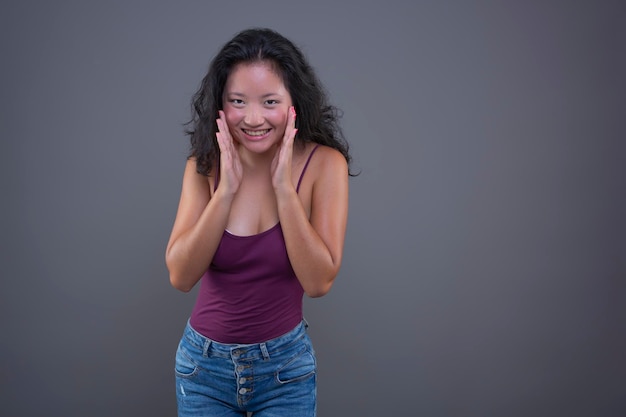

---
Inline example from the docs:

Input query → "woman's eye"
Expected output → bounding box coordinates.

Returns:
[265,99,278,105]
[231,99,244,105]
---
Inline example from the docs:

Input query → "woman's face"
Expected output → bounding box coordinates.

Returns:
[222,60,293,154]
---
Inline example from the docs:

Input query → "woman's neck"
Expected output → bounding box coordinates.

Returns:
[238,145,277,172]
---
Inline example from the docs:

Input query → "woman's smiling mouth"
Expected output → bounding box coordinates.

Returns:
[243,129,271,138]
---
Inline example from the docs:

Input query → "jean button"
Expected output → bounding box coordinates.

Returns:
[237,365,244,372]
[239,388,247,394]
[239,377,246,384]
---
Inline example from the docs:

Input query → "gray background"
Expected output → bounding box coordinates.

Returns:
[1,1,625,416]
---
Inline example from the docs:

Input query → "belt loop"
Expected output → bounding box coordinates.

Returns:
[203,339,212,357]
[303,317,309,329]
[260,342,270,360]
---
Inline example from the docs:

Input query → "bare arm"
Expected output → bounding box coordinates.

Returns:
[275,147,349,297]
[164,160,235,292]
[165,112,241,292]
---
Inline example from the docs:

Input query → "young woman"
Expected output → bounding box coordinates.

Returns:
[166,28,352,416]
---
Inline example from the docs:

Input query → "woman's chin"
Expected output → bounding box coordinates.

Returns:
[238,139,279,157]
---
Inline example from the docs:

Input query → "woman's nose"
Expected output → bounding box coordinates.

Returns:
[243,109,264,126]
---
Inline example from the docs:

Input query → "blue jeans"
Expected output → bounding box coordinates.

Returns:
[175,320,317,416]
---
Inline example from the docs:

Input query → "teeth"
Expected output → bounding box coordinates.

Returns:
[244,129,270,137]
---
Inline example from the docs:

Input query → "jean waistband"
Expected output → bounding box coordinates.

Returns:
[183,319,308,360]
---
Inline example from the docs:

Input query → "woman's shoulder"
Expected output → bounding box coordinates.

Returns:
[180,157,212,194]
[311,144,347,172]
[297,142,348,186]
[298,142,344,163]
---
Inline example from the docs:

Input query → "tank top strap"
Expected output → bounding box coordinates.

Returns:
[215,146,319,193]
[296,144,320,193]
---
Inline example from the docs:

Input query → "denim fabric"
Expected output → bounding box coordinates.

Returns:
[175,320,317,416]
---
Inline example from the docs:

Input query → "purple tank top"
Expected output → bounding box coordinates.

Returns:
[189,145,320,343]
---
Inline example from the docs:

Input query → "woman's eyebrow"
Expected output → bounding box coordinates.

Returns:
[226,91,284,98]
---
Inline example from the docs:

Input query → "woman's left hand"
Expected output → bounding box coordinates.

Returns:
[271,106,298,192]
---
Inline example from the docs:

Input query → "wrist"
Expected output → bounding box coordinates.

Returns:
[273,182,297,201]
[213,187,237,205]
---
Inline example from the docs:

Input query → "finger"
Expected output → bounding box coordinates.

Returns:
[281,106,297,146]
[219,111,239,149]
[217,111,229,138]
[287,106,296,134]
[216,112,236,153]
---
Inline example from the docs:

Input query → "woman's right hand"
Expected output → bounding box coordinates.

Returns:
[215,110,242,196]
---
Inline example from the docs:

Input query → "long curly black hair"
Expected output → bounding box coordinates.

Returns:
[185,28,353,176]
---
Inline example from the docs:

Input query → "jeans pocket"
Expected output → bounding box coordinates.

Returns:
[175,340,200,378]
[275,347,316,384]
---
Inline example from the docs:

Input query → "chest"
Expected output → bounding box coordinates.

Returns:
[225,171,313,236]
[211,144,318,236]
[227,178,278,235]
